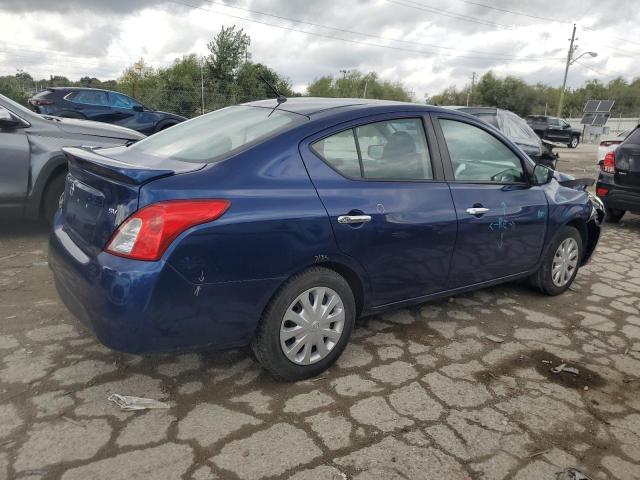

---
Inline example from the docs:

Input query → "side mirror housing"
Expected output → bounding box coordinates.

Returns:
[132,105,144,112]
[0,108,23,129]
[532,163,554,185]
[367,145,384,160]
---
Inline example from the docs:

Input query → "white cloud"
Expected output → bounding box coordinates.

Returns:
[0,0,638,98]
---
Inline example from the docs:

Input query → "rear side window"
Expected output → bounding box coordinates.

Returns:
[68,90,108,106]
[311,118,433,181]
[109,93,142,110]
[440,119,525,183]
[311,130,361,177]
[129,106,306,163]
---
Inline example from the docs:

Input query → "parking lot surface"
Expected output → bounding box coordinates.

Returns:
[1,144,639,480]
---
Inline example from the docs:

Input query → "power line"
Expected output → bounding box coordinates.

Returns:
[574,60,636,80]
[174,0,561,62]
[451,0,571,24]
[196,0,554,60]
[384,0,516,30]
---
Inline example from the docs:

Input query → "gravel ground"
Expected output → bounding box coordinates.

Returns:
[1,144,639,480]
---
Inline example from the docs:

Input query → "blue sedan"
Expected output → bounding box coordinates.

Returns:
[49,98,603,380]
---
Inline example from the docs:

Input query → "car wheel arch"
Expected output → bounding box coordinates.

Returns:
[565,217,588,259]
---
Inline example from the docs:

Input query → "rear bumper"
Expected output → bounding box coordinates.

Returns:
[597,174,640,213]
[48,217,281,353]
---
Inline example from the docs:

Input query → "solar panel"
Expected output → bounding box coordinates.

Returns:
[580,113,611,126]
[596,100,614,113]
[583,100,599,112]
[592,113,610,126]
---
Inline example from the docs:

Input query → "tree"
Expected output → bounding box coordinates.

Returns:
[206,25,250,92]
[307,70,412,101]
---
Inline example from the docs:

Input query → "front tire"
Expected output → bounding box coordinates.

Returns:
[605,207,625,223]
[568,136,579,148]
[42,172,67,226]
[531,226,582,296]
[251,267,356,381]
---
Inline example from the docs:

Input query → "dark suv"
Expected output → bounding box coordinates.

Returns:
[526,115,582,148]
[596,126,640,222]
[29,87,186,135]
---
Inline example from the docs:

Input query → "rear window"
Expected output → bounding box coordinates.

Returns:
[625,127,640,145]
[129,106,306,163]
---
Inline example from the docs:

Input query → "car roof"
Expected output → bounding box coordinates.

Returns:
[244,97,429,116]
[48,87,113,93]
[445,106,498,115]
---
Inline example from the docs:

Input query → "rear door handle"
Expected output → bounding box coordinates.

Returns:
[466,207,490,215]
[338,215,372,224]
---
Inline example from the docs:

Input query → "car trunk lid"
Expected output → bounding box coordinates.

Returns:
[61,146,204,254]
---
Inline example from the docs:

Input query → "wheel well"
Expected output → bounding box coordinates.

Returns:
[319,261,365,318]
[40,166,68,215]
[566,218,588,253]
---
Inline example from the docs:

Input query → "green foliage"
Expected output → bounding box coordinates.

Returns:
[307,71,412,101]
[206,25,251,92]
[427,71,640,118]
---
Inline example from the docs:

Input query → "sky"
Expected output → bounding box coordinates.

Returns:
[0,0,638,100]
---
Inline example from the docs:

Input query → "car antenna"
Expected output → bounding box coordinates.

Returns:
[258,75,286,116]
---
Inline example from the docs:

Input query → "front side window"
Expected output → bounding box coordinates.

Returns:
[440,119,525,183]
[129,105,306,163]
[311,118,433,181]
[69,90,108,106]
[109,93,141,110]
[548,118,560,126]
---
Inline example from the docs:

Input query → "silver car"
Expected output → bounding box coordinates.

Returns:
[0,94,145,224]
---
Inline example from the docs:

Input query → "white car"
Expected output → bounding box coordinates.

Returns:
[597,130,631,163]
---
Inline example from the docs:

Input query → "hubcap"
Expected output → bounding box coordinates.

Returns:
[551,237,579,287]
[280,287,345,365]
[571,138,578,147]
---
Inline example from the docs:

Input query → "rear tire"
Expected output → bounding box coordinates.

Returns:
[42,172,67,226]
[568,136,579,148]
[251,267,355,381]
[605,207,625,223]
[531,226,582,296]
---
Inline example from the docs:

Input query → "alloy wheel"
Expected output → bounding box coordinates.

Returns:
[551,237,579,287]
[279,287,345,365]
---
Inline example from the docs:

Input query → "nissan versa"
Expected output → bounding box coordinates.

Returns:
[49,98,604,381]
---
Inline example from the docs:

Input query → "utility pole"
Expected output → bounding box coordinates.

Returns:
[466,71,476,107]
[200,57,205,115]
[557,24,577,117]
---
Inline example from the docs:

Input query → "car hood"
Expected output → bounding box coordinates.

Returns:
[43,116,146,141]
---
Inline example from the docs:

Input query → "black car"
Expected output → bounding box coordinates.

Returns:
[29,87,186,135]
[449,107,557,167]
[596,126,640,222]
[0,93,144,224]
[526,115,582,148]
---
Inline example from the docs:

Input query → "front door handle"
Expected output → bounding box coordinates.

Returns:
[466,207,490,216]
[338,215,372,224]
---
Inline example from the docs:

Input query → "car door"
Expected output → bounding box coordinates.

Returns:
[66,90,111,121]
[546,118,565,142]
[432,114,548,288]
[107,92,155,133]
[0,106,30,202]
[300,114,457,307]
[558,119,572,143]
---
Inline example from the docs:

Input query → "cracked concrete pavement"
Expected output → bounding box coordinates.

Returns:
[1,144,639,480]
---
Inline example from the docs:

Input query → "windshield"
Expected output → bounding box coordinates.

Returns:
[0,93,36,119]
[129,105,306,163]
[497,109,541,148]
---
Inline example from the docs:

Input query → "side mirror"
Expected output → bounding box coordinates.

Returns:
[367,145,384,160]
[532,163,554,185]
[132,105,144,112]
[0,108,22,129]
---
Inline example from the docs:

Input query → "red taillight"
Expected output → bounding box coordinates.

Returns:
[105,199,230,261]
[601,151,616,174]
[596,187,609,197]
[30,98,54,106]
